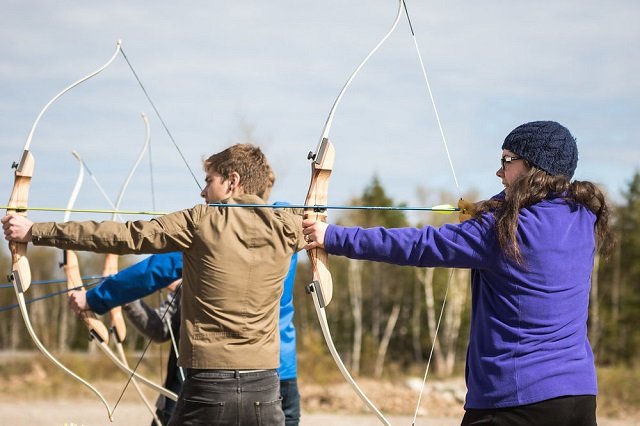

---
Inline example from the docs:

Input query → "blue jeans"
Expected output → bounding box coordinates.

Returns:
[279,379,300,426]
[168,369,284,426]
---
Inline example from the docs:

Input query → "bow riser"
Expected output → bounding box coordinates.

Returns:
[303,2,406,422]
[304,138,335,307]
[64,250,111,343]
[8,150,34,292]
[102,253,127,342]
[304,136,391,425]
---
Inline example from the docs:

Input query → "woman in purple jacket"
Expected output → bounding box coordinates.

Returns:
[302,121,613,426]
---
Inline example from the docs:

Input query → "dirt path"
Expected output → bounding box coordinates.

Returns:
[0,401,636,425]
[0,353,636,425]
[0,401,453,425]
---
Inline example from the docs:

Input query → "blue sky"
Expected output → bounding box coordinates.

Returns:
[1,1,638,224]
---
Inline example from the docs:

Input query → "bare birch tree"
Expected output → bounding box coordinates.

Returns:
[348,259,363,376]
[417,267,445,374]
[441,268,468,374]
[374,303,401,379]
[411,277,423,363]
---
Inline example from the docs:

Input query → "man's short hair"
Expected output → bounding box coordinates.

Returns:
[204,144,274,199]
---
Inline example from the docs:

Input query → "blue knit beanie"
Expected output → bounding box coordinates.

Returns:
[501,121,578,178]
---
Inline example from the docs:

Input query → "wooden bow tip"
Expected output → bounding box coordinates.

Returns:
[11,256,32,293]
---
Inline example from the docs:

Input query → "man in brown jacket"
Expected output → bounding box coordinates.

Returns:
[3,144,306,425]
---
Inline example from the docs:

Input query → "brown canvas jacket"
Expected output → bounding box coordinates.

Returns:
[31,194,305,369]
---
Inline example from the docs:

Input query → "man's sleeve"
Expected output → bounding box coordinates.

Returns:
[31,204,205,254]
[86,252,182,314]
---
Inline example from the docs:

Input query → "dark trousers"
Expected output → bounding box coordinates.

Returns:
[461,395,597,426]
[279,378,300,426]
[168,369,284,426]
[155,384,181,426]
[154,364,184,426]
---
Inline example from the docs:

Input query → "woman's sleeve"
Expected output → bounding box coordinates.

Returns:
[324,217,497,269]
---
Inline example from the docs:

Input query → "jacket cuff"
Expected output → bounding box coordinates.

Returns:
[323,224,341,254]
[86,288,110,315]
[30,222,57,246]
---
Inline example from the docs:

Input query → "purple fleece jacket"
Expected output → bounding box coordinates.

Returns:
[324,195,597,409]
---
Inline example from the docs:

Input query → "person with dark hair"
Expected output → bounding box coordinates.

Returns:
[4,143,306,426]
[302,121,613,426]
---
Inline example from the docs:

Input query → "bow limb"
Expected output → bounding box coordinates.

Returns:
[61,163,111,344]
[61,159,163,424]
[62,152,123,347]
[68,135,174,410]
[165,311,186,381]
[77,235,175,401]
[98,117,171,421]
[23,41,121,152]
[7,159,115,422]
[112,112,152,213]
[99,115,175,417]
[11,291,115,420]
[316,1,404,145]
[305,141,390,425]
[114,342,164,426]
[71,151,126,222]
[86,255,176,401]
[308,286,392,425]
[399,3,465,422]
[303,2,406,424]
[60,253,175,402]
[6,42,124,421]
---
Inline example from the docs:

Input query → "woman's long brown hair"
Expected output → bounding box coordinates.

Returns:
[473,166,615,264]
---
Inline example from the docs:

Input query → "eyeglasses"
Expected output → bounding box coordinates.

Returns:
[500,155,522,170]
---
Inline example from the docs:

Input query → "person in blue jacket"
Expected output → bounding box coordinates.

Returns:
[302,121,614,426]
[69,251,301,425]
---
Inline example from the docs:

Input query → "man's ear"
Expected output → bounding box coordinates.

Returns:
[228,171,241,191]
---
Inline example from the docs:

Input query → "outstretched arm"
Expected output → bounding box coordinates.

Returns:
[87,252,183,315]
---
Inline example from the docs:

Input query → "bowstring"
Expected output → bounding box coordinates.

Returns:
[0,280,102,313]
[402,0,461,199]
[401,2,464,424]
[111,283,182,411]
[107,90,177,416]
[118,47,203,192]
[0,275,106,288]
[147,121,164,391]
[147,119,157,212]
